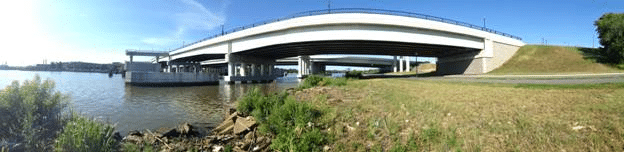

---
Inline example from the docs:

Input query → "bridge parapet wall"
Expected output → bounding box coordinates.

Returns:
[125,71,219,86]
[125,62,161,72]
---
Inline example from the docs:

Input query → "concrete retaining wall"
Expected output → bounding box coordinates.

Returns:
[125,72,219,86]
[436,41,522,75]
[126,62,161,72]
[486,41,522,72]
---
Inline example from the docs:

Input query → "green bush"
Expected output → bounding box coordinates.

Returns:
[236,87,329,151]
[54,115,118,152]
[322,77,347,86]
[345,70,363,79]
[297,75,348,90]
[298,75,325,89]
[0,75,119,152]
[0,75,67,151]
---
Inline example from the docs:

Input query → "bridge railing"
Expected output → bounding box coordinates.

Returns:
[171,8,522,53]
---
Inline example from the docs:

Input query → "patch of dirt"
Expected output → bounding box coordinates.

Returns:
[290,86,366,105]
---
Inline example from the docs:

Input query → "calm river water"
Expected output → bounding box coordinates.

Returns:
[0,70,299,134]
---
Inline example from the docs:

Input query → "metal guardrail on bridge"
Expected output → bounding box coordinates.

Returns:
[171,8,522,52]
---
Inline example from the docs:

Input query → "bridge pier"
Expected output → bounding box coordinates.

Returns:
[393,56,398,72]
[224,53,278,84]
[298,55,311,78]
[405,56,410,72]
[399,56,404,72]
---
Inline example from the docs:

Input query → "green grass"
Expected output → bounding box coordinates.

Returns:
[236,87,330,151]
[0,75,68,151]
[309,78,624,151]
[489,45,623,74]
[54,114,118,152]
[296,75,348,90]
[0,75,119,152]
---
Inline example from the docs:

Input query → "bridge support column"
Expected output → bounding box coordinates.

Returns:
[399,56,404,72]
[298,55,311,78]
[251,64,256,76]
[405,56,410,72]
[260,64,265,76]
[393,56,398,72]
[224,53,277,83]
[269,64,273,77]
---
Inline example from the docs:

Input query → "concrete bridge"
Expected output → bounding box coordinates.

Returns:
[155,8,524,83]
[200,55,422,74]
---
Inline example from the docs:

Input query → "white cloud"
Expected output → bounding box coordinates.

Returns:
[142,0,227,46]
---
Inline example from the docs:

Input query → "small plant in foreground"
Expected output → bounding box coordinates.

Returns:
[0,75,67,151]
[54,114,118,152]
[297,75,347,90]
[236,87,330,151]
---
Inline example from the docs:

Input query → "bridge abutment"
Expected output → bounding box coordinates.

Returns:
[436,39,521,75]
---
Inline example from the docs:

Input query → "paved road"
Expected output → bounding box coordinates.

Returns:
[409,73,624,84]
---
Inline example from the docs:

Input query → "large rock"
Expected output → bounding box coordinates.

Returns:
[218,125,234,135]
[234,116,257,135]
[213,112,238,134]
[162,123,200,138]
[161,128,180,138]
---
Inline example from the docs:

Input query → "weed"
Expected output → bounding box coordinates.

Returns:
[297,75,348,90]
[54,114,117,152]
[345,70,363,79]
[351,142,363,150]
[224,145,233,152]
[236,87,330,151]
[0,75,68,151]
[389,143,407,152]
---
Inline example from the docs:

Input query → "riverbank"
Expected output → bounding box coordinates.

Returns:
[120,76,624,151]
[5,75,623,151]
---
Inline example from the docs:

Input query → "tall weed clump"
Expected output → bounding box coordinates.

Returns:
[54,115,117,152]
[0,75,67,151]
[0,75,118,152]
[237,88,329,151]
[297,75,347,90]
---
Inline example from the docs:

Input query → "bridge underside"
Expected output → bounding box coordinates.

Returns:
[235,40,480,59]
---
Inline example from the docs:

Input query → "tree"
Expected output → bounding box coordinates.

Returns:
[594,13,624,64]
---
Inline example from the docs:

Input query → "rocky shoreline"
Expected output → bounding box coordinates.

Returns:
[120,108,271,152]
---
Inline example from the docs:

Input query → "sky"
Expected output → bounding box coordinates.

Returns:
[0,0,622,67]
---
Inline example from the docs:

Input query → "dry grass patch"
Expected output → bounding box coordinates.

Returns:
[306,79,624,151]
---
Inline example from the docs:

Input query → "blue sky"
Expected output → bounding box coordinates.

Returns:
[1,0,622,66]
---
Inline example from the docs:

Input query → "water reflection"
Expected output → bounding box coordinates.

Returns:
[117,80,298,134]
[0,70,299,134]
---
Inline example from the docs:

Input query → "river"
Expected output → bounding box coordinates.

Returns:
[0,70,299,134]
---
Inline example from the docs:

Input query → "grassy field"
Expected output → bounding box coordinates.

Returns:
[297,78,624,151]
[488,45,622,75]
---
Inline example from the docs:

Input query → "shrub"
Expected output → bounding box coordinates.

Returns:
[297,75,348,90]
[54,114,118,152]
[345,70,363,79]
[0,75,67,151]
[236,88,329,151]
[298,75,325,89]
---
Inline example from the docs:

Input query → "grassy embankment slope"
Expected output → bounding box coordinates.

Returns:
[489,45,623,74]
[303,78,624,151]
